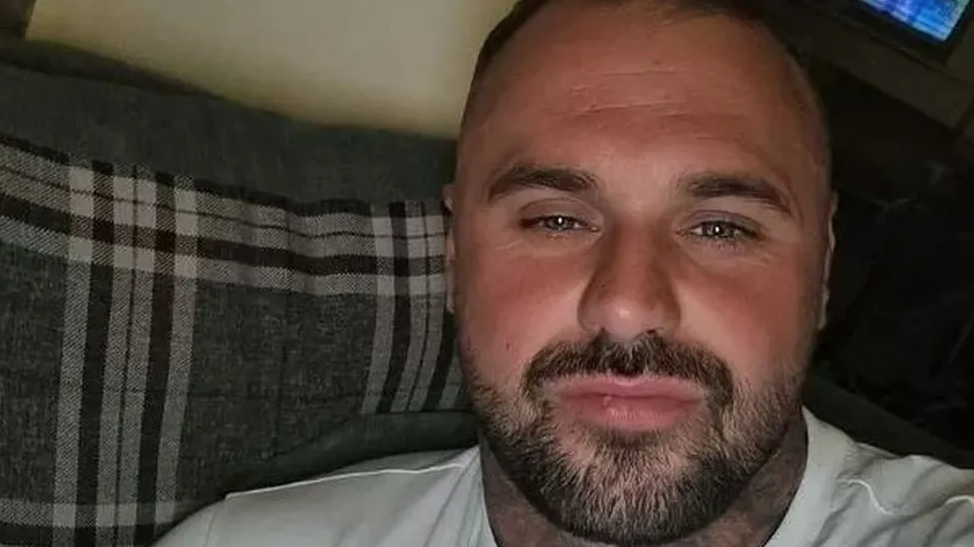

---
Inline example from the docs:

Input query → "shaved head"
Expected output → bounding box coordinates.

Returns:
[461,0,829,178]
[472,0,770,84]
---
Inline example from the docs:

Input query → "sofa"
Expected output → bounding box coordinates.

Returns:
[2,39,973,547]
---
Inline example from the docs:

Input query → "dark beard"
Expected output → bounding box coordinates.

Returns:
[465,333,800,546]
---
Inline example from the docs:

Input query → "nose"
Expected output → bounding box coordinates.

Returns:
[578,227,681,342]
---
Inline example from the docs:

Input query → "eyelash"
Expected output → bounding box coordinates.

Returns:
[520,215,592,233]
[683,220,758,246]
[522,215,759,246]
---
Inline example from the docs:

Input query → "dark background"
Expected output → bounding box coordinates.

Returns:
[807,55,974,450]
[0,0,30,38]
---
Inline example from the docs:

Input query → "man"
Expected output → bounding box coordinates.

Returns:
[156,0,974,546]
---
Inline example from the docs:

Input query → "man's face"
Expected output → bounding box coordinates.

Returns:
[447,3,833,545]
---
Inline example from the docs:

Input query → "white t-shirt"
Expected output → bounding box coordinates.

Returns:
[156,410,974,547]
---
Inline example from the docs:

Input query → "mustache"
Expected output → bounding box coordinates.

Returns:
[523,332,734,408]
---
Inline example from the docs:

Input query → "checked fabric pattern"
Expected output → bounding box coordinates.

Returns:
[0,134,463,546]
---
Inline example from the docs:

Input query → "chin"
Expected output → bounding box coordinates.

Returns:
[559,419,710,479]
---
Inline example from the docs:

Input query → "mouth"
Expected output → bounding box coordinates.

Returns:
[546,375,706,433]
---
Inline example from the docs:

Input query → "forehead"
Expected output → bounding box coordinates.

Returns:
[458,3,825,202]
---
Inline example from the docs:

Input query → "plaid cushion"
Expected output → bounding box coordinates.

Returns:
[0,133,463,546]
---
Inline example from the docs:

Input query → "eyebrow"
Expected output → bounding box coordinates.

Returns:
[486,164,795,218]
[681,174,795,218]
[487,165,599,202]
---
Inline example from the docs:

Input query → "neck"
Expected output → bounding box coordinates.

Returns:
[481,415,808,547]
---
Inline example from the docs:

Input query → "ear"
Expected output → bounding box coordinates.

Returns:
[443,183,456,314]
[818,193,838,330]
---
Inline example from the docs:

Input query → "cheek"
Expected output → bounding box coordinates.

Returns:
[454,237,585,389]
[679,257,819,385]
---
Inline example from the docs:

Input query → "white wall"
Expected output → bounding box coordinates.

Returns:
[27,0,516,136]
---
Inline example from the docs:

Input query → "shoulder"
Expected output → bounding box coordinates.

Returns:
[154,449,482,547]
[814,416,974,546]
[840,443,974,515]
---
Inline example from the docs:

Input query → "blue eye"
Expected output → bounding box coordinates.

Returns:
[524,215,589,232]
[688,220,755,242]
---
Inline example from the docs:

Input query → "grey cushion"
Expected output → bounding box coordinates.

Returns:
[0,46,459,547]
[0,130,461,546]
[0,44,455,203]
[0,40,201,94]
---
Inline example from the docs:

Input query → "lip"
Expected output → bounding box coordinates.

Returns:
[552,375,706,400]
[547,375,705,432]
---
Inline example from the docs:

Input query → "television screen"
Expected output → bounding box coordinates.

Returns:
[858,0,972,42]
